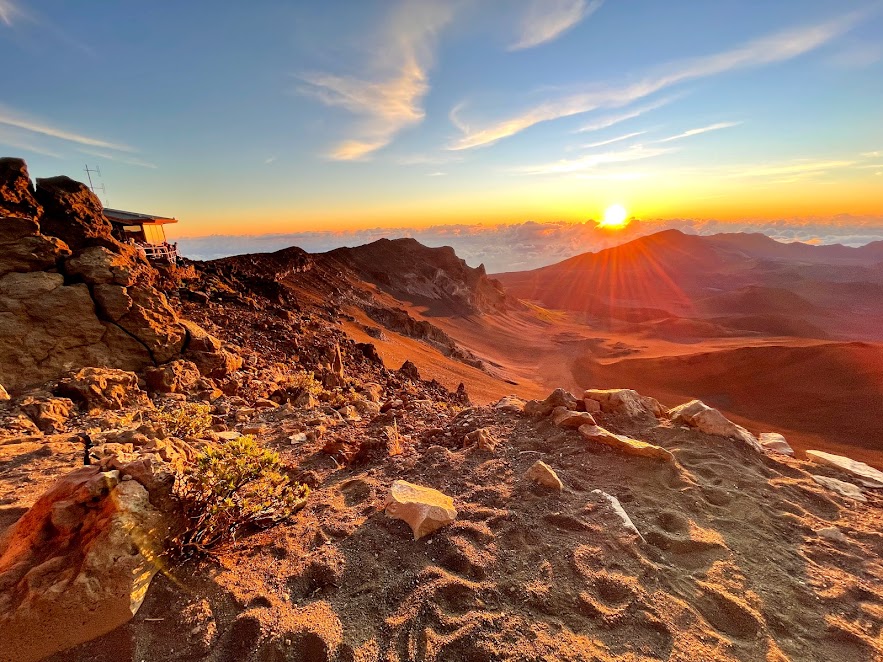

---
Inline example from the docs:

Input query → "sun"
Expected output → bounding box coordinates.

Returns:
[598,204,630,229]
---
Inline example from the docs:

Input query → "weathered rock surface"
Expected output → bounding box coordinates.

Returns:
[551,406,596,429]
[55,367,149,411]
[144,360,201,394]
[463,427,498,451]
[0,159,230,392]
[578,424,675,462]
[583,388,665,419]
[759,432,794,456]
[494,395,525,412]
[523,388,580,418]
[592,489,645,542]
[384,480,457,540]
[525,460,563,491]
[0,464,168,662]
[811,475,867,502]
[806,450,883,488]
[669,399,763,452]
[182,321,243,379]
[0,383,8,401]
[33,175,117,252]
[18,395,74,433]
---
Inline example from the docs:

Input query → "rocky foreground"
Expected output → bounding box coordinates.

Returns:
[1,158,882,661]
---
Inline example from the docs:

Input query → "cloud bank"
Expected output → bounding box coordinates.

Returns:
[174,216,883,274]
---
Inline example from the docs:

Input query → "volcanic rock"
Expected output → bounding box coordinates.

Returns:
[0,382,8,401]
[56,367,149,411]
[806,450,883,488]
[523,388,580,418]
[668,399,762,452]
[551,407,596,428]
[525,460,563,491]
[811,475,867,502]
[583,388,665,419]
[18,394,74,434]
[758,432,794,456]
[34,176,117,252]
[463,427,498,451]
[0,464,168,662]
[144,360,201,394]
[578,424,675,462]
[0,157,42,219]
[384,480,457,540]
[592,490,645,542]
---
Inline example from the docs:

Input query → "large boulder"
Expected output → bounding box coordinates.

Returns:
[34,176,118,252]
[65,245,148,287]
[583,388,665,419]
[55,367,149,411]
[758,432,794,457]
[181,320,242,379]
[523,388,580,418]
[384,480,457,540]
[144,359,201,394]
[669,399,762,452]
[0,157,42,219]
[0,464,168,662]
[0,216,70,277]
[18,394,74,433]
[0,272,151,391]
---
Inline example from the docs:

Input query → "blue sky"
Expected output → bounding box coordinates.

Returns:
[1,0,881,243]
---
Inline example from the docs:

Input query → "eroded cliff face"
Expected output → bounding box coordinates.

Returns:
[0,157,187,393]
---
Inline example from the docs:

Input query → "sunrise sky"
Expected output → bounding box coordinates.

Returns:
[1,0,882,244]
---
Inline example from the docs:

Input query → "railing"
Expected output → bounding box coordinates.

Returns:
[137,242,178,263]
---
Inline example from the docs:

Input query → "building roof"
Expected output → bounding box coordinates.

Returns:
[104,208,178,225]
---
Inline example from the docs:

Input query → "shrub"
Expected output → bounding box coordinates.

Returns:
[285,370,323,397]
[170,435,309,556]
[148,401,212,438]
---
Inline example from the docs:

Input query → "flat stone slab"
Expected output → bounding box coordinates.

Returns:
[592,490,645,542]
[551,407,596,429]
[578,424,675,462]
[806,450,883,488]
[812,475,867,502]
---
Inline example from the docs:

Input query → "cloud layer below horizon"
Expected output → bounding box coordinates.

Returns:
[174,217,883,273]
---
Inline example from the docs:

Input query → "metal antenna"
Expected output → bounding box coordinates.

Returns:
[83,164,108,205]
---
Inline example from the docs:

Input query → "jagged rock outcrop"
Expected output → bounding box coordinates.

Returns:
[144,359,201,394]
[583,388,665,419]
[55,367,150,411]
[0,463,168,662]
[0,158,232,393]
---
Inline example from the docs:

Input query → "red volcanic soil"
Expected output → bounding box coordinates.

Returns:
[575,341,883,468]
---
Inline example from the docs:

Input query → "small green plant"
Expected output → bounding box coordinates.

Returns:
[171,435,309,556]
[148,402,212,438]
[285,370,323,397]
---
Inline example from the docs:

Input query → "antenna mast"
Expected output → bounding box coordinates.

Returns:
[83,164,108,206]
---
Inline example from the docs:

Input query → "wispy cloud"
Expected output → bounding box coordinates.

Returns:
[510,0,603,50]
[582,130,647,148]
[726,159,855,178]
[78,148,157,169]
[299,1,451,161]
[450,13,860,150]
[575,97,677,133]
[512,144,672,175]
[656,121,741,143]
[0,128,62,158]
[264,156,277,165]
[0,106,134,152]
[0,0,21,26]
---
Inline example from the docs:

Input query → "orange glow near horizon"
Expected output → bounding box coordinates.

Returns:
[598,204,630,229]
